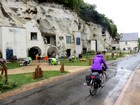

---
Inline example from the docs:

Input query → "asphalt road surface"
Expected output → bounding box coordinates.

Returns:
[1,53,140,105]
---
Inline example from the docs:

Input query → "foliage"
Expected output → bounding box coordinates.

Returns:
[0,80,17,93]
[79,4,118,38]
[35,0,79,10]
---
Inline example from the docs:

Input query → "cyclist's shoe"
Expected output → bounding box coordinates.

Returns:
[87,82,91,86]
[83,83,87,86]
[86,81,91,86]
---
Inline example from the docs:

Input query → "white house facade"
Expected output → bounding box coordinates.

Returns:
[120,41,138,51]
[0,20,83,60]
[0,21,113,60]
[23,20,46,59]
[119,33,138,52]
[0,26,27,59]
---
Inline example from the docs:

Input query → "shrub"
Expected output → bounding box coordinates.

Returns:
[0,81,18,93]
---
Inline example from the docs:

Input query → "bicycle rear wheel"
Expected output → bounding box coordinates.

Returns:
[89,83,97,96]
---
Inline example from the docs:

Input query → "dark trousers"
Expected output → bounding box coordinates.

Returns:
[91,70,103,75]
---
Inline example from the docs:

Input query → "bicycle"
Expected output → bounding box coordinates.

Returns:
[89,70,107,96]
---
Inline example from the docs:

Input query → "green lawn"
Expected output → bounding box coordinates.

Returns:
[8,71,68,86]
[7,62,21,69]
[5,52,125,69]
[60,58,90,66]
[4,52,125,71]
[59,53,123,66]
[0,71,68,93]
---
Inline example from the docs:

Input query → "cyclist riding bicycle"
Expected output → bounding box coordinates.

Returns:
[86,51,108,86]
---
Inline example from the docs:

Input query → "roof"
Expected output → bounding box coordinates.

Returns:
[120,33,138,41]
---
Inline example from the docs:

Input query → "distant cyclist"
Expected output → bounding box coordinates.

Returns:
[86,51,108,86]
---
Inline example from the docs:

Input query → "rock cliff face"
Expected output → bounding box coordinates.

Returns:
[0,0,80,33]
[0,0,115,57]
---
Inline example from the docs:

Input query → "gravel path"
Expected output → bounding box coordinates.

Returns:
[8,61,90,74]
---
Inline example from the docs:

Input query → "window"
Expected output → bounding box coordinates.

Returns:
[31,32,37,40]
[128,47,131,50]
[59,36,64,40]
[44,36,50,44]
[66,36,71,44]
[123,48,126,50]
[76,37,80,45]
[112,47,116,50]
[102,28,106,36]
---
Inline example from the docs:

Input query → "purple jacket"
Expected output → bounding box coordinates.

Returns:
[91,54,108,71]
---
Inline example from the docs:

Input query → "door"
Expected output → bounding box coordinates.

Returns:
[6,49,13,60]
[91,40,97,52]
[66,49,71,58]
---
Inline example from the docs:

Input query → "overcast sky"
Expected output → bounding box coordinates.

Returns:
[84,0,140,36]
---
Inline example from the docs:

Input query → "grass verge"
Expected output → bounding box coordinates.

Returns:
[0,70,69,93]
[7,62,21,69]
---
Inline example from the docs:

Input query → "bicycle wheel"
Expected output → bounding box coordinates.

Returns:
[89,82,97,96]
[101,72,107,87]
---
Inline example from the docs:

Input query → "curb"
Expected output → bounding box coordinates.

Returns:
[114,70,135,105]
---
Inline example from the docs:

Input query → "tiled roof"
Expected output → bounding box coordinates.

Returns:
[120,33,138,41]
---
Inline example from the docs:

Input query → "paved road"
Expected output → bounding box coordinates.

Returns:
[1,53,140,105]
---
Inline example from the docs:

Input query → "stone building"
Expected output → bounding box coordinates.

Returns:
[119,33,138,53]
